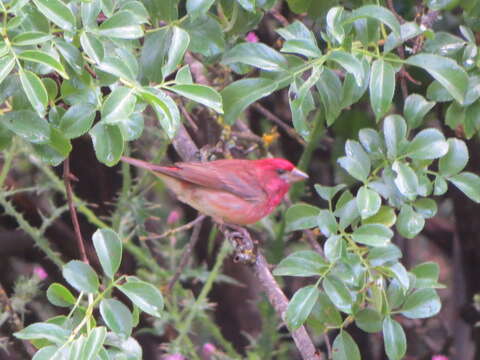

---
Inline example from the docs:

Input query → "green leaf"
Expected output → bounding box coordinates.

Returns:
[406,129,448,160]
[352,224,393,247]
[392,161,418,199]
[338,140,371,182]
[328,50,364,86]
[221,78,277,125]
[116,277,164,318]
[273,250,328,277]
[31,346,58,360]
[19,70,48,115]
[140,88,180,139]
[400,288,441,319]
[81,0,102,28]
[434,176,448,196]
[355,308,383,333]
[92,229,122,279]
[2,110,50,144]
[97,11,143,39]
[449,172,480,203]
[181,15,225,58]
[384,22,423,53]
[63,260,99,294]
[411,262,441,289]
[186,0,215,19]
[439,138,469,177]
[285,285,320,330]
[19,50,68,79]
[317,209,338,237]
[12,31,54,46]
[347,5,400,36]
[80,32,105,64]
[32,0,76,31]
[383,115,407,159]
[387,262,410,291]
[100,298,133,336]
[118,112,144,141]
[406,54,468,104]
[222,43,288,72]
[162,26,190,78]
[285,203,320,232]
[367,244,402,266]
[324,235,343,263]
[0,55,15,86]
[363,206,397,227]
[316,67,342,125]
[175,66,193,84]
[168,84,223,114]
[139,28,170,83]
[49,128,72,158]
[82,327,107,360]
[59,103,96,139]
[323,275,354,313]
[413,198,437,219]
[97,56,135,81]
[383,317,406,360]
[369,59,395,119]
[55,39,83,74]
[356,186,381,219]
[403,94,435,129]
[314,183,346,201]
[326,6,346,44]
[89,123,124,167]
[277,20,321,58]
[101,87,136,124]
[14,323,69,344]
[307,292,343,332]
[332,331,361,360]
[47,283,76,307]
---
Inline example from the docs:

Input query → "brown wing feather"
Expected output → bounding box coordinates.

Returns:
[156,159,265,201]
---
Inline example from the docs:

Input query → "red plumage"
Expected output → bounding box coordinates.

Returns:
[121,157,308,225]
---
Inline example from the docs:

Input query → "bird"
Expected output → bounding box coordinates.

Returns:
[121,156,308,225]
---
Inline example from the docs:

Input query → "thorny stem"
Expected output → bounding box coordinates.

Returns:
[63,157,89,264]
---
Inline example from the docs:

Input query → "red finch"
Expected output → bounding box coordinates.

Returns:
[121,157,308,225]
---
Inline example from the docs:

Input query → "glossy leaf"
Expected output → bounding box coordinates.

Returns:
[19,50,68,78]
[89,123,124,167]
[332,331,361,360]
[19,70,48,114]
[403,94,435,129]
[328,50,364,86]
[347,5,400,36]
[92,229,122,278]
[0,55,15,86]
[97,11,143,39]
[12,31,53,46]
[285,285,320,329]
[117,277,164,317]
[273,250,328,277]
[406,129,448,160]
[406,54,468,104]
[323,275,354,313]
[59,103,96,139]
[356,186,381,219]
[383,115,407,159]
[383,317,406,360]
[101,87,136,124]
[285,203,320,232]
[168,84,223,114]
[411,262,441,289]
[367,244,402,266]
[400,288,441,319]
[352,224,393,247]
[100,298,133,336]
[439,138,469,177]
[355,308,383,333]
[221,78,277,125]
[277,20,321,58]
[324,235,343,263]
[46,283,76,307]
[186,0,215,19]
[80,32,105,64]
[82,327,107,359]
[317,209,338,237]
[32,0,76,31]
[2,110,50,144]
[14,323,69,344]
[140,88,180,139]
[222,43,288,72]
[162,26,190,78]
[449,172,480,203]
[63,260,99,294]
[314,184,346,201]
[392,161,418,199]
[369,59,395,119]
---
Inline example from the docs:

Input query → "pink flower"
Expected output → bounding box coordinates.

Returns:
[162,355,185,360]
[167,210,181,225]
[202,343,217,355]
[245,32,259,43]
[33,266,48,280]
[432,356,449,360]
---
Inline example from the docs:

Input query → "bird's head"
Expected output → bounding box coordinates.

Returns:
[255,158,309,185]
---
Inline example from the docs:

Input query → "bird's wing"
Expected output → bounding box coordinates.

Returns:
[156,160,266,201]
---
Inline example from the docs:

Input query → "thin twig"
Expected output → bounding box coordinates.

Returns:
[252,103,306,146]
[305,230,324,256]
[180,104,200,132]
[167,216,205,292]
[141,215,206,241]
[63,157,89,264]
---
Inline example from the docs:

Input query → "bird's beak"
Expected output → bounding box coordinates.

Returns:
[285,167,309,183]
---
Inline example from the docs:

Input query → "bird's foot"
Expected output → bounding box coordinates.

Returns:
[219,224,256,264]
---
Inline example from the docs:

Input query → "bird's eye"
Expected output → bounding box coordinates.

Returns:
[276,168,287,175]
